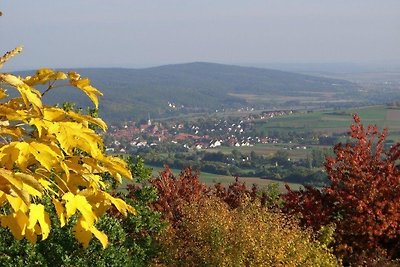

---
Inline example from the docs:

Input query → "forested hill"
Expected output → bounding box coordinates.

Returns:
[20,62,360,122]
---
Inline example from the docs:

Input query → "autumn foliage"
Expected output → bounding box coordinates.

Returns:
[0,47,135,248]
[156,196,339,266]
[4,44,400,265]
[150,166,272,224]
[149,166,209,225]
[149,166,339,266]
[284,115,400,264]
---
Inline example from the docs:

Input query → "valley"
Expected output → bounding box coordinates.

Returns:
[106,104,400,188]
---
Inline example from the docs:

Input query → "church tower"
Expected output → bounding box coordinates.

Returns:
[147,113,151,126]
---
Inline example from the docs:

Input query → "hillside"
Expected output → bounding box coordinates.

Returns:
[23,62,360,122]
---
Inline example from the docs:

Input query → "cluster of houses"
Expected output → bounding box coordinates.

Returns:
[106,110,295,152]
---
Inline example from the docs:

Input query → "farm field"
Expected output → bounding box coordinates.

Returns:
[256,105,400,140]
[210,143,332,159]
[209,144,285,156]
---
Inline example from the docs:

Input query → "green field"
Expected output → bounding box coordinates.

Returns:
[209,143,331,159]
[257,106,400,140]
[206,105,400,174]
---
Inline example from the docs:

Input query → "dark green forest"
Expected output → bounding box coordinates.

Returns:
[19,62,361,122]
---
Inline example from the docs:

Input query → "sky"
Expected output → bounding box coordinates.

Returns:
[1,0,400,70]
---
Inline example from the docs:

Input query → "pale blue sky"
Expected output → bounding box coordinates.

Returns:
[1,0,399,70]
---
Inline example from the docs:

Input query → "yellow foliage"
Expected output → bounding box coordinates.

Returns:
[0,47,135,248]
[24,68,67,86]
[69,77,103,109]
[27,204,51,240]
[73,217,108,249]
[157,197,340,267]
[0,46,23,68]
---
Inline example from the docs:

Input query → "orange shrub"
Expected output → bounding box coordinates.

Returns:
[156,197,340,267]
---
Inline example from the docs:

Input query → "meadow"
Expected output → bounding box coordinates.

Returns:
[210,143,332,159]
[256,105,400,140]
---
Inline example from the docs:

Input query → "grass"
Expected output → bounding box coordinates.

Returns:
[257,105,400,140]
[209,143,332,159]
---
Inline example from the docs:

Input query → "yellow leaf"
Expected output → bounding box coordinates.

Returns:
[0,89,8,99]
[82,173,105,190]
[0,126,24,140]
[64,159,87,176]
[36,176,53,193]
[81,157,104,174]
[73,218,92,248]
[63,193,96,226]
[68,71,81,80]
[15,142,33,170]
[63,192,79,218]
[0,142,25,170]
[10,184,32,205]
[42,107,107,131]
[0,141,62,172]
[73,217,108,249]
[0,46,23,68]
[54,175,69,195]
[70,78,103,109]
[27,204,51,240]
[24,68,67,86]
[0,104,29,121]
[80,190,110,218]
[16,83,43,112]
[25,228,37,244]
[0,182,12,195]
[105,193,136,216]
[63,173,89,193]
[0,74,43,112]
[14,172,43,197]
[43,107,66,121]
[0,210,28,240]
[60,162,70,178]
[48,122,103,157]
[66,110,108,131]
[0,73,24,87]
[29,118,52,138]
[0,192,7,206]
[0,168,22,190]
[52,198,66,227]
[29,141,63,171]
[0,171,34,205]
[6,194,28,212]
[99,155,132,183]
[91,225,108,249]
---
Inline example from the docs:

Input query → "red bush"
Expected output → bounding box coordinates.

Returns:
[150,166,209,225]
[150,166,269,225]
[283,115,400,263]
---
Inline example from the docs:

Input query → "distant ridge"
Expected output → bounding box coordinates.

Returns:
[18,62,360,122]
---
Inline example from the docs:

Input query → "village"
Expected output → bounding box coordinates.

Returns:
[105,109,297,153]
